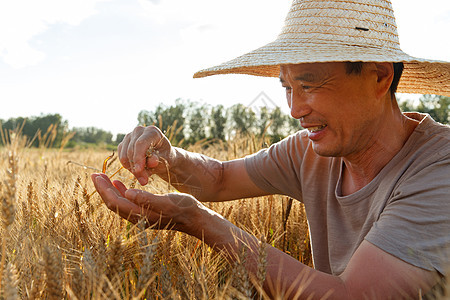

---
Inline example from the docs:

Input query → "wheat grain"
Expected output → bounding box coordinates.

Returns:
[106,235,124,294]
[71,263,86,300]
[42,244,64,299]
[27,272,44,300]
[2,151,17,228]
[136,238,157,299]
[232,246,253,299]
[3,262,19,300]
[257,235,268,297]
[159,263,173,299]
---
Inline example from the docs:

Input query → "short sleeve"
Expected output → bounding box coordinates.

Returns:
[244,132,307,200]
[365,155,450,275]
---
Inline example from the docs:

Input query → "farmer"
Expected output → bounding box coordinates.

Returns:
[92,0,450,298]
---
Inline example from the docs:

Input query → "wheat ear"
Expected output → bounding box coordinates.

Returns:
[3,262,19,300]
[0,150,18,293]
[42,244,64,299]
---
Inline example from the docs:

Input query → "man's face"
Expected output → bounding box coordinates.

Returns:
[280,62,385,158]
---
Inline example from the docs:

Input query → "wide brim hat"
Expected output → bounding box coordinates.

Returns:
[193,0,450,97]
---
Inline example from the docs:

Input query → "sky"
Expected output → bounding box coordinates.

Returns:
[1,0,449,136]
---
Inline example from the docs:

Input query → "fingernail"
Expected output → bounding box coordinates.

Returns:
[138,177,146,185]
[147,156,159,168]
[95,176,106,185]
[125,189,137,199]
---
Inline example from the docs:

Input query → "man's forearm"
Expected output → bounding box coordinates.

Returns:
[156,147,225,201]
[188,205,347,299]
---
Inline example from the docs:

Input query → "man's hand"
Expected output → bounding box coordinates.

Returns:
[117,125,267,202]
[91,173,201,232]
[118,125,174,186]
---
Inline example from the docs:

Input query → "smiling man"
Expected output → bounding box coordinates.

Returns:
[92,0,450,298]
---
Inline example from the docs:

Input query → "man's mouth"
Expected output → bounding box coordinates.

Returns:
[307,125,327,133]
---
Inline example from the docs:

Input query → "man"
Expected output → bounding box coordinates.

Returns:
[92,0,450,298]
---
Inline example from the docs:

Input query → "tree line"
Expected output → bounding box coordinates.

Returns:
[399,95,450,124]
[137,99,300,147]
[1,95,448,148]
[0,114,122,149]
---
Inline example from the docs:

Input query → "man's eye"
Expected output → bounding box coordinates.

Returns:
[284,86,292,92]
[301,85,312,90]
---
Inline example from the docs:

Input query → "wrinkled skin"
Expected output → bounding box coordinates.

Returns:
[118,125,175,186]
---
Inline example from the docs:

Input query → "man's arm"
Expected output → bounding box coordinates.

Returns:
[340,241,437,299]
[169,154,269,202]
[118,125,268,201]
[92,173,439,299]
[196,206,438,299]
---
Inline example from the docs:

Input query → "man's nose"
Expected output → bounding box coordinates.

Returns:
[289,92,311,119]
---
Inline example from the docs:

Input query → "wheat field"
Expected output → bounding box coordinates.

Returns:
[0,132,312,299]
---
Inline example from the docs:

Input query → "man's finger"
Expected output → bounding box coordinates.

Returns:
[92,173,122,199]
[146,154,160,169]
[127,126,145,168]
[112,180,128,197]
[125,189,173,210]
[124,189,175,225]
[132,135,153,174]
[133,126,164,185]
[118,133,132,169]
[92,174,143,222]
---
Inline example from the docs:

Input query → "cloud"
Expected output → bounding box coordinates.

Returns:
[137,0,290,30]
[138,0,291,66]
[142,0,161,4]
[392,0,450,60]
[0,0,110,68]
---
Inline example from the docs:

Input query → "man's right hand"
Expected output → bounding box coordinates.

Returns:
[118,125,267,202]
[118,125,175,186]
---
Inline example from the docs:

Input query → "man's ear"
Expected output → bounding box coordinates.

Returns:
[374,62,394,99]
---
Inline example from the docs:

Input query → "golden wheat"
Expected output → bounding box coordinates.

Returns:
[0,131,319,300]
[1,128,448,299]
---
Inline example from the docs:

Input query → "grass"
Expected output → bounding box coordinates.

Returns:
[0,132,311,299]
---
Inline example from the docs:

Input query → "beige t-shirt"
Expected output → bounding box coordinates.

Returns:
[245,113,450,276]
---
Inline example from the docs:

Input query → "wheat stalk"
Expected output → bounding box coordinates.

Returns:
[135,222,157,298]
[42,244,64,299]
[3,262,19,300]
[256,235,268,299]
[232,246,253,299]
[0,150,18,293]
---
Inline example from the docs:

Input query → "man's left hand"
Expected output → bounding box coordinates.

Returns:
[91,173,201,232]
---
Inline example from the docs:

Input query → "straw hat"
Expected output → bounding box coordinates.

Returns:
[193,0,450,96]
